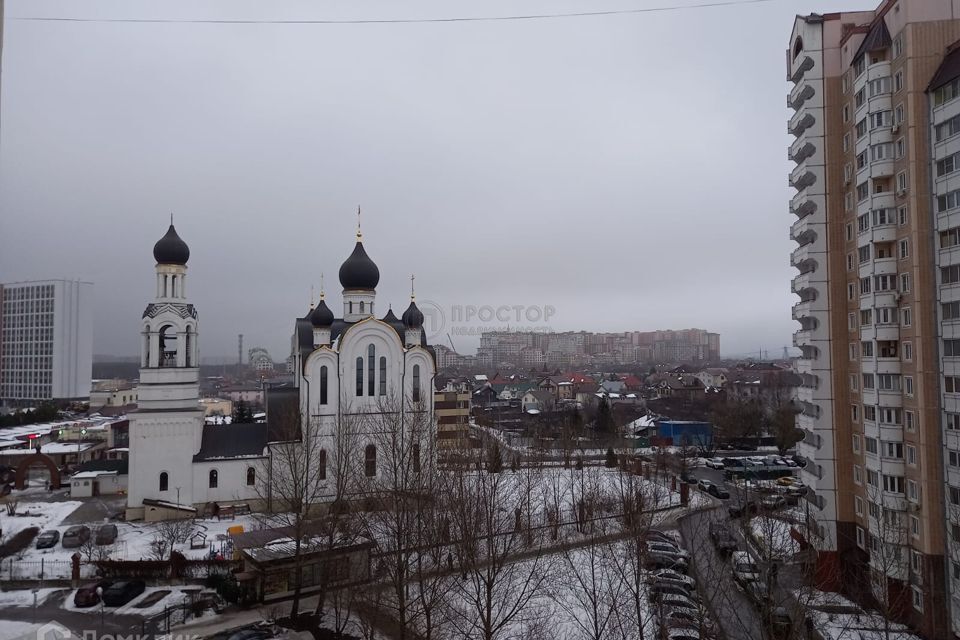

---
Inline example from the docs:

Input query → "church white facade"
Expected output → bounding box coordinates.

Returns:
[126,222,435,521]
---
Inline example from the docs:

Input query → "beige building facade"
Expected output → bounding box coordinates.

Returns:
[789,3,960,637]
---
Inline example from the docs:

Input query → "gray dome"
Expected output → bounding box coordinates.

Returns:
[153,224,190,265]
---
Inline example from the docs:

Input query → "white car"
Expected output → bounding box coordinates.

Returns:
[705,457,725,469]
[648,542,691,559]
[648,569,696,588]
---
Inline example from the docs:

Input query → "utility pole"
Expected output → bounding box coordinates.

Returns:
[238,334,244,367]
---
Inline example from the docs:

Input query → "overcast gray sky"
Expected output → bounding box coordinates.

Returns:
[0,0,868,362]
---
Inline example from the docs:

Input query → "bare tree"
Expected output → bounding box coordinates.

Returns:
[443,448,551,640]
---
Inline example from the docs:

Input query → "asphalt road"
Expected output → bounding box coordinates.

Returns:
[0,588,147,639]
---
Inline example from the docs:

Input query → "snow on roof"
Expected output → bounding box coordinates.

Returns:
[72,470,117,479]
[107,447,129,452]
[0,440,25,449]
[0,441,99,456]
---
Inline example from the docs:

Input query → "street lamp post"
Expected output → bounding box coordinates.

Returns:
[96,586,104,630]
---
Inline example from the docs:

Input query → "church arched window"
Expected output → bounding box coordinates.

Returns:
[356,357,364,396]
[413,364,421,402]
[368,345,376,396]
[379,357,386,395]
[365,444,377,477]
[319,449,327,480]
[320,366,329,405]
[159,472,168,492]
[360,301,365,314]
[246,467,256,486]
[185,327,192,367]
[209,469,218,488]
[349,301,353,314]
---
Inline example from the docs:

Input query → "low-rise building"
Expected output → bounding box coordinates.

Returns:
[435,383,471,449]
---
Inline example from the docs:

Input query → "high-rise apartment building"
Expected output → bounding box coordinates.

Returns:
[789,4,960,637]
[0,279,93,406]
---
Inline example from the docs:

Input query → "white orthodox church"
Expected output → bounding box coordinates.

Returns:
[126,222,435,521]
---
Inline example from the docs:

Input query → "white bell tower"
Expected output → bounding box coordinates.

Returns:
[126,221,204,520]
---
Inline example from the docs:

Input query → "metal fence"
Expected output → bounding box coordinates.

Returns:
[1,557,75,580]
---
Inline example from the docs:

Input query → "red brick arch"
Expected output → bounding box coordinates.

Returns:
[14,453,61,490]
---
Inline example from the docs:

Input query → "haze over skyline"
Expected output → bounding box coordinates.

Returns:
[0,0,868,362]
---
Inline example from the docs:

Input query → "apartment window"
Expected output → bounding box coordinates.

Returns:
[862,341,874,358]
[854,464,863,485]
[937,114,960,142]
[849,313,857,330]
[850,342,858,360]
[904,376,914,396]
[903,341,912,361]
[893,35,903,59]
[954,562,960,582]
[938,152,960,177]
[906,444,916,466]
[855,87,866,107]
[894,70,903,92]
[941,227,960,248]
[883,474,905,494]
[947,413,960,430]
[855,496,864,516]
[866,469,879,488]
[875,274,897,292]
[852,433,861,452]
[898,239,909,260]
[845,192,854,211]
[843,74,849,94]
[905,410,915,432]
[862,373,875,389]
[870,110,892,130]
[843,104,851,123]
[951,486,960,506]
[902,307,912,327]
[895,103,904,125]
[946,302,960,320]
[899,206,908,225]
[896,138,905,158]
[911,550,922,574]
[900,273,910,293]
[945,339,960,357]
[945,376,960,393]
[879,407,901,425]
[935,78,960,106]
[912,587,923,613]
[871,143,894,161]
[950,449,960,467]
[910,515,920,538]
[868,501,881,520]
[857,150,868,170]
[944,264,960,284]
[865,436,878,455]
[856,526,866,549]
[883,441,904,459]
[855,56,866,78]
[858,246,871,264]
[938,190,960,213]
[850,373,859,391]
[858,212,870,233]
[875,208,896,226]
[848,283,855,300]
[860,277,871,295]
[852,404,860,422]
[847,254,854,271]
[860,309,873,325]
[856,118,868,139]
[843,133,851,152]
[896,171,908,193]
[846,223,853,241]
[857,182,870,202]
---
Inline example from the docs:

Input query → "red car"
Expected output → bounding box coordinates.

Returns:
[73,580,113,608]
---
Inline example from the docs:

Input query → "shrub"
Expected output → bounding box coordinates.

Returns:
[604,447,618,468]
[0,527,39,558]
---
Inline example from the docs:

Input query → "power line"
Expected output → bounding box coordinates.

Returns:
[8,0,781,26]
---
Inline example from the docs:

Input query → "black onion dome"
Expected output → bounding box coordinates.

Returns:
[382,308,400,323]
[339,241,380,290]
[153,224,190,265]
[310,299,334,327]
[402,299,424,328]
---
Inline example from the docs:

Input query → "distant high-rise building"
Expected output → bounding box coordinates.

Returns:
[789,3,960,636]
[0,279,93,406]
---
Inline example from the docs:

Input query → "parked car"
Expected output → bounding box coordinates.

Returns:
[707,484,730,499]
[776,476,797,487]
[62,525,91,549]
[680,471,697,484]
[657,607,700,629]
[647,542,690,559]
[709,521,738,555]
[791,454,807,467]
[646,530,680,545]
[745,579,772,606]
[648,568,696,588]
[697,479,714,492]
[762,495,787,510]
[645,553,689,573]
[649,582,694,601]
[74,579,114,608]
[705,457,725,469]
[101,579,146,607]
[654,593,698,612]
[35,530,60,549]
[95,524,118,545]
[664,629,704,640]
[731,551,761,585]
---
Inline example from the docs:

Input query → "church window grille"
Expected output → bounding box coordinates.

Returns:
[365,445,377,477]
[356,357,364,396]
[320,366,328,405]
[246,467,255,486]
[368,345,376,396]
[413,365,421,402]
[159,472,168,492]
[209,469,218,488]
[318,449,327,480]
[379,357,386,395]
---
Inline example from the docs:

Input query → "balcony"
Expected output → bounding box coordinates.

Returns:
[789,138,816,163]
[791,244,812,267]
[790,218,814,243]
[789,82,815,109]
[870,159,894,179]
[790,192,817,218]
[790,163,817,190]
[789,111,816,137]
[793,329,813,347]
[790,55,815,83]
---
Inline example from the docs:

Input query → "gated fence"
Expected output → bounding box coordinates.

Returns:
[0,557,79,580]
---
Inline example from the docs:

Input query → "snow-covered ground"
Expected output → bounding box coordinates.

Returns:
[794,588,923,640]
[0,587,64,607]
[62,585,194,616]
[0,622,41,640]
